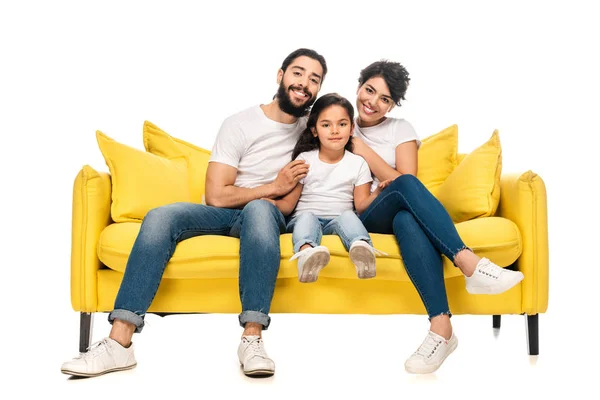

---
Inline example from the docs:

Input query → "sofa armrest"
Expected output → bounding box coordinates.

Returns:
[71,165,112,312]
[497,171,549,315]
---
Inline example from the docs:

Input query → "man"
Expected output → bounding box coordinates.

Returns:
[61,48,327,378]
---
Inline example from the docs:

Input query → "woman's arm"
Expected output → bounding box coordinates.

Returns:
[352,137,418,180]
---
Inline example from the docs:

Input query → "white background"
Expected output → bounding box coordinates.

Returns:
[1,0,598,397]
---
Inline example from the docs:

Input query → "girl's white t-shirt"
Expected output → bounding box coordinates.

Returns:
[353,118,421,192]
[291,149,372,219]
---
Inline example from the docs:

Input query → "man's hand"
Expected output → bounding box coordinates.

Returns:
[271,159,309,197]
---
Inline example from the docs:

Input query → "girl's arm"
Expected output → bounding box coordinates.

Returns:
[262,183,303,216]
[352,137,418,180]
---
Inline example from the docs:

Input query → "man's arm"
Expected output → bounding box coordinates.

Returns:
[266,183,303,216]
[205,160,309,209]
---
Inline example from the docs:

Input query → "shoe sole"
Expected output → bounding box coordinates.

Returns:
[405,339,458,374]
[349,246,376,279]
[61,363,137,377]
[242,367,275,377]
[299,250,330,283]
[467,271,525,295]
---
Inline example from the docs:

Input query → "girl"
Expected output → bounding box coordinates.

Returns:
[264,93,387,283]
[350,60,525,374]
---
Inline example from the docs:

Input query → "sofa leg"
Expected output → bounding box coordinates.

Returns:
[79,312,94,353]
[526,314,539,355]
[493,315,501,329]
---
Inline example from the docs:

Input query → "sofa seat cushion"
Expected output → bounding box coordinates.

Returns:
[98,216,521,282]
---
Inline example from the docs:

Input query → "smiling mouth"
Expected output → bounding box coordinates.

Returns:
[291,88,310,100]
[362,103,376,115]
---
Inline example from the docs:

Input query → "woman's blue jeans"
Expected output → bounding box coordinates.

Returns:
[108,199,286,332]
[359,174,469,318]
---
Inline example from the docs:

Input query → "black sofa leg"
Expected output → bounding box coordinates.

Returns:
[526,314,539,355]
[493,315,501,329]
[79,312,94,353]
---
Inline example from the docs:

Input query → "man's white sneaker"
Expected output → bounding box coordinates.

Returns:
[289,245,330,283]
[405,331,458,374]
[465,258,525,295]
[238,335,275,376]
[61,337,137,377]
[349,240,387,279]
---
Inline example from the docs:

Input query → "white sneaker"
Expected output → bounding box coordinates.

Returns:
[289,245,330,283]
[61,337,137,377]
[465,258,525,294]
[349,240,387,279]
[238,335,275,376]
[405,331,458,374]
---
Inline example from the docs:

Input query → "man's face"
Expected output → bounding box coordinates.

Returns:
[276,56,324,117]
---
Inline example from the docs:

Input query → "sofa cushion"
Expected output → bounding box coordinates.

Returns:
[436,130,502,223]
[416,124,458,197]
[96,131,191,222]
[143,121,211,204]
[98,216,521,282]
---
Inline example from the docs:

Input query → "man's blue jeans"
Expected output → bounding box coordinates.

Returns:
[286,210,373,253]
[108,199,286,333]
[359,174,469,319]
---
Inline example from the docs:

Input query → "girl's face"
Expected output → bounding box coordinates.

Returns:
[311,105,354,153]
[356,76,394,127]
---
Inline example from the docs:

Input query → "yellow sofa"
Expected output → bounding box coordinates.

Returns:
[69,123,549,356]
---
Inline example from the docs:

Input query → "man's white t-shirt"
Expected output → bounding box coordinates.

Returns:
[353,118,421,193]
[291,149,373,219]
[209,105,307,188]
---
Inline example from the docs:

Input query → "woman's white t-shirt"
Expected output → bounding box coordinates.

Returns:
[291,149,372,219]
[353,118,421,192]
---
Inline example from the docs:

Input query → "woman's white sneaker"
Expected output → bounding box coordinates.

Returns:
[405,331,458,374]
[289,246,330,283]
[61,337,137,377]
[465,258,525,294]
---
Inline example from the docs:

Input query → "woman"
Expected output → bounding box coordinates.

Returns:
[351,60,524,374]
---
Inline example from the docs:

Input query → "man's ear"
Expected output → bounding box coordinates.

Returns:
[277,69,284,85]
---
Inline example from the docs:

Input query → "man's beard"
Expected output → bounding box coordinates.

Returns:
[276,82,316,118]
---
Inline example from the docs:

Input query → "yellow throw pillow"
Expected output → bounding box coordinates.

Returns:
[436,130,502,223]
[143,121,211,204]
[417,124,458,196]
[96,131,191,222]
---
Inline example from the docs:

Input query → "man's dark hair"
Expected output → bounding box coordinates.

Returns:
[358,60,410,106]
[281,48,328,81]
[291,93,354,160]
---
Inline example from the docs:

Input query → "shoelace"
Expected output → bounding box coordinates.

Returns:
[77,338,111,359]
[289,247,312,261]
[414,334,443,359]
[478,261,501,279]
[245,337,268,359]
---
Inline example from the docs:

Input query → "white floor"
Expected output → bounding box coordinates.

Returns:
[15,307,589,399]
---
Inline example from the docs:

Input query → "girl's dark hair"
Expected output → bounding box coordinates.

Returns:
[358,60,410,106]
[291,93,354,160]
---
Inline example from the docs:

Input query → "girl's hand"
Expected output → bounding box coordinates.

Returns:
[373,178,394,194]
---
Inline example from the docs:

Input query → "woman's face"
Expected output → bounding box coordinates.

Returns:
[356,76,394,127]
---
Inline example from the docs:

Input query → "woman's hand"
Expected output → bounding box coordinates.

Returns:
[352,136,366,155]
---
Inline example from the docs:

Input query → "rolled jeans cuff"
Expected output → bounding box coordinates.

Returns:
[238,310,271,330]
[108,309,145,333]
